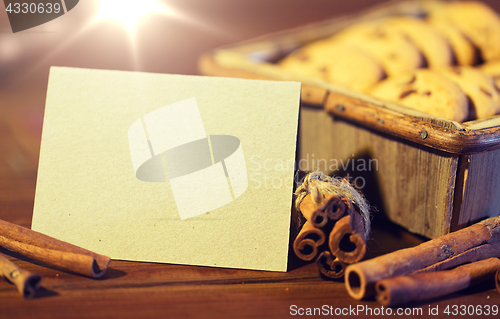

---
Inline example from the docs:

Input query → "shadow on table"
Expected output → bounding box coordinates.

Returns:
[102,267,127,280]
[33,286,59,299]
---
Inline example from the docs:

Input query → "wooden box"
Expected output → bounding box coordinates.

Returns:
[198,0,500,238]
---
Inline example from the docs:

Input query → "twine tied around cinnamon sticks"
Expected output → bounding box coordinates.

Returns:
[293,172,371,279]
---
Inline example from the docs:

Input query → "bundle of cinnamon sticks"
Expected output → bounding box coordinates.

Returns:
[293,173,370,279]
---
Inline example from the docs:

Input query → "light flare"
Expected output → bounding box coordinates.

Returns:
[95,0,172,33]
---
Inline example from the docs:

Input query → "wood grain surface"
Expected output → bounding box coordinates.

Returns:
[1,0,500,318]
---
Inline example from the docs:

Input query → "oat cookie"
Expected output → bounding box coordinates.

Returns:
[481,60,500,88]
[331,20,424,77]
[439,66,500,119]
[370,69,469,122]
[427,18,479,66]
[419,0,447,12]
[428,1,500,61]
[278,40,385,92]
[382,17,453,68]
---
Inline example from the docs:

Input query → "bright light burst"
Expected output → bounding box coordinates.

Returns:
[96,0,172,33]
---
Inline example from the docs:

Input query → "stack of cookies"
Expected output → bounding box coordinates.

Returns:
[279,1,500,122]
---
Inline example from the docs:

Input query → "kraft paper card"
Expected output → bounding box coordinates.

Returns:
[32,66,301,272]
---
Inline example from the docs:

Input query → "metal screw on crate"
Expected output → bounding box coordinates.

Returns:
[419,130,428,140]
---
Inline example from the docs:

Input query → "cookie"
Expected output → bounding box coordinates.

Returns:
[481,60,500,88]
[381,17,453,68]
[439,66,500,119]
[419,0,447,12]
[427,18,479,66]
[278,40,385,92]
[428,1,500,61]
[370,69,469,122]
[330,20,424,77]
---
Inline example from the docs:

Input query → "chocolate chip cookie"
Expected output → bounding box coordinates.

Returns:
[428,18,479,66]
[370,69,469,122]
[439,66,500,119]
[279,40,385,92]
[382,17,453,68]
[428,1,500,61]
[331,20,424,77]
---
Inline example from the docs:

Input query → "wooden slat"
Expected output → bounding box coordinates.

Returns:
[198,53,274,81]
[301,86,328,106]
[451,149,500,231]
[324,92,500,155]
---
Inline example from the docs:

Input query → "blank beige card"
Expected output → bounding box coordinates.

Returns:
[32,67,301,272]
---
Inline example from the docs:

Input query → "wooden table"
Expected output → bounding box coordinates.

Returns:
[0,1,499,317]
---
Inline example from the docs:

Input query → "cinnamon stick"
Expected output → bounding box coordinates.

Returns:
[329,214,366,264]
[0,253,41,298]
[315,195,347,222]
[496,267,500,294]
[330,257,347,279]
[345,215,500,300]
[376,258,500,307]
[300,194,328,228]
[293,221,326,261]
[0,219,110,278]
[413,242,500,274]
[316,251,346,279]
[300,193,347,229]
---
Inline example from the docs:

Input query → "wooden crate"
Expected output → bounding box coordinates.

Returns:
[198,0,500,238]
